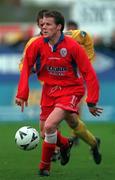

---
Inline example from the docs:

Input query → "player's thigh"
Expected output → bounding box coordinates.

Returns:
[40,105,54,137]
[40,105,54,121]
[45,107,66,133]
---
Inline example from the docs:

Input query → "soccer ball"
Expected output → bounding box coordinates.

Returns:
[15,126,39,151]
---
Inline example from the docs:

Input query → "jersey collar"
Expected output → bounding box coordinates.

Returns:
[44,33,64,52]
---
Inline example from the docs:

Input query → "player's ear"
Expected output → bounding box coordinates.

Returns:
[57,24,62,31]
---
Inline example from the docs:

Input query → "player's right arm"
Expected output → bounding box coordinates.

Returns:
[15,37,41,111]
[15,97,28,112]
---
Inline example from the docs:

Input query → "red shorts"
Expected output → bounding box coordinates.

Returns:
[40,84,85,121]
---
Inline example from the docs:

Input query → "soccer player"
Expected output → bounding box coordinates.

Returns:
[19,10,96,159]
[19,11,95,141]
[16,10,103,176]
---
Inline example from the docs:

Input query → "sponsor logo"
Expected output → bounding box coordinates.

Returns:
[47,66,67,76]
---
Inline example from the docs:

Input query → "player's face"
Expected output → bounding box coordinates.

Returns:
[42,17,61,39]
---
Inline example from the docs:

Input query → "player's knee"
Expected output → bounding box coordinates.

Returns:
[69,119,78,129]
[44,122,54,133]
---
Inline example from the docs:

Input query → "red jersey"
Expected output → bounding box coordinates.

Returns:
[16,33,99,104]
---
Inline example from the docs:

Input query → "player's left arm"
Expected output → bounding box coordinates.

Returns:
[71,42,103,116]
[88,105,103,117]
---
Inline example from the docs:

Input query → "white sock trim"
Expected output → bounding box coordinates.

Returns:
[45,131,57,144]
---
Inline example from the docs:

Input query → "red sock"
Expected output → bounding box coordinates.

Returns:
[39,141,56,171]
[56,131,69,148]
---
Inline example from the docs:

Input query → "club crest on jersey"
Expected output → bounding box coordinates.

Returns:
[60,48,67,57]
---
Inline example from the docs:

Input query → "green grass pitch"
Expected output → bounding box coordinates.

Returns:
[0,121,115,180]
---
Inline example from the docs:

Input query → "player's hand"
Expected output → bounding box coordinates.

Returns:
[15,97,28,112]
[88,106,103,117]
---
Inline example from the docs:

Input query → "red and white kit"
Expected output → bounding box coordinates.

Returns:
[16,34,99,117]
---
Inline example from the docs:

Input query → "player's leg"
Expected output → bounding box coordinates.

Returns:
[65,113,102,164]
[70,115,80,146]
[66,113,96,145]
[39,88,57,176]
[51,126,61,162]
[39,107,64,163]
[69,98,84,145]
[39,107,72,176]
[40,119,61,162]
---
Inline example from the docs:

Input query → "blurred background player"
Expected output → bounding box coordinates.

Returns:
[66,20,79,30]
[19,9,48,72]
[66,20,95,146]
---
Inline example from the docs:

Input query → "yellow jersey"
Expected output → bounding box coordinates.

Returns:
[19,36,39,72]
[65,30,95,63]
